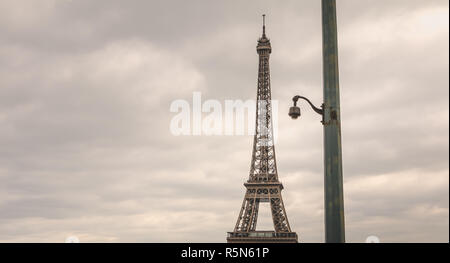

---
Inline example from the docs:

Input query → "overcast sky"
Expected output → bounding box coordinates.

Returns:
[0,0,448,243]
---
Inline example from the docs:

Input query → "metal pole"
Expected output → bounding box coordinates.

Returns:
[321,0,345,243]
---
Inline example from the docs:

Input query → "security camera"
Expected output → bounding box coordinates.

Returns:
[288,106,301,119]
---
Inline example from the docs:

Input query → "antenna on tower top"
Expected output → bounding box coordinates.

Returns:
[262,14,266,37]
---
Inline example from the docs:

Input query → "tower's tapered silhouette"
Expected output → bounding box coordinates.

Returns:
[227,15,298,243]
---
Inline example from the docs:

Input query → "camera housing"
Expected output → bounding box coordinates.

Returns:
[288,106,301,119]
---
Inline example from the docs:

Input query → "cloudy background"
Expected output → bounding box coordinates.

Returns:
[0,0,448,242]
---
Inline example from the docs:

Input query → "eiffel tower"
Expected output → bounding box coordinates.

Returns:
[227,15,298,243]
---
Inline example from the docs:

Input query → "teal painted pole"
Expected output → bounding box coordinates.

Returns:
[321,0,345,243]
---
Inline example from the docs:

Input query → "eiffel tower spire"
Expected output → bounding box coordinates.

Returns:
[262,14,266,38]
[227,15,298,243]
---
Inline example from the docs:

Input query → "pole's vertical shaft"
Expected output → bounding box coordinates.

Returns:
[321,0,345,243]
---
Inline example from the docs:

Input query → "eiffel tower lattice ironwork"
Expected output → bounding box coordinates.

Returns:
[227,15,298,243]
